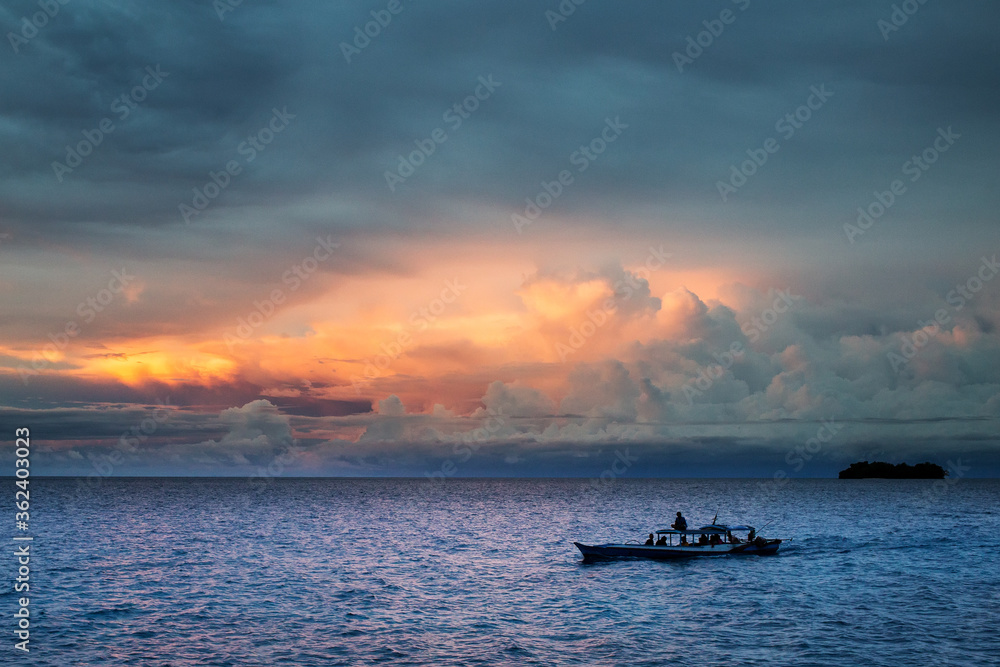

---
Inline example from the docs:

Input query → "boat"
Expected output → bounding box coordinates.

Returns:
[574,523,781,561]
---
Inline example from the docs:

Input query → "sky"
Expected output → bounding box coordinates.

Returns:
[2,0,999,478]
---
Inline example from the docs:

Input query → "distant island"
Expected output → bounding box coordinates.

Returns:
[838,461,947,479]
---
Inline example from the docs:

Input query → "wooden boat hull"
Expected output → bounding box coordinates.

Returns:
[574,539,781,561]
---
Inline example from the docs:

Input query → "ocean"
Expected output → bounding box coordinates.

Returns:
[11,477,1000,665]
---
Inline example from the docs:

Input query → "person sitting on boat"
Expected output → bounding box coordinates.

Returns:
[655,534,667,546]
[679,534,689,545]
[709,533,721,545]
[671,512,688,531]
[697,534,709,545]
[644,533,655,545]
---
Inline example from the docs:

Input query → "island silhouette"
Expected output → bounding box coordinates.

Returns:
[838,461,947,479]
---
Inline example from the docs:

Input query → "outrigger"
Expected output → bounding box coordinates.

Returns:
[574,522,781,562]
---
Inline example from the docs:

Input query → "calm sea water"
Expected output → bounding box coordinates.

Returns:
[10,478,1000,666]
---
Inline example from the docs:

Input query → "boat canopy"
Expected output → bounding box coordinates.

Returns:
[656,528,724,535]
[655,524,754,535]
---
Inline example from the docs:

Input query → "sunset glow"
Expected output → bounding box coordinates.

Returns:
[2,0,999,477]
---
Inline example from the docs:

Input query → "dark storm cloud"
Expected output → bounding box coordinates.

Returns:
[2,0,998,243]
[3,1,1000,476]
[0,371,370,417]
[10,398,999,477]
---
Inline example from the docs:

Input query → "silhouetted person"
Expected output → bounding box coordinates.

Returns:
[698,534,709,545]
[680,535,689,546]
[655,534,667,546]
[645,533,655,545]
[709,533,721,545]
[671,512,688,531]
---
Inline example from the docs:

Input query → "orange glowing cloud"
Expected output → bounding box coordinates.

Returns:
[5,232,755,420]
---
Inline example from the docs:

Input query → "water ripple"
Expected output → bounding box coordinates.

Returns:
[23,478,1000,666]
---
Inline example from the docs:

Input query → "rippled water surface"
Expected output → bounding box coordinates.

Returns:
[15,478,1000,665]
